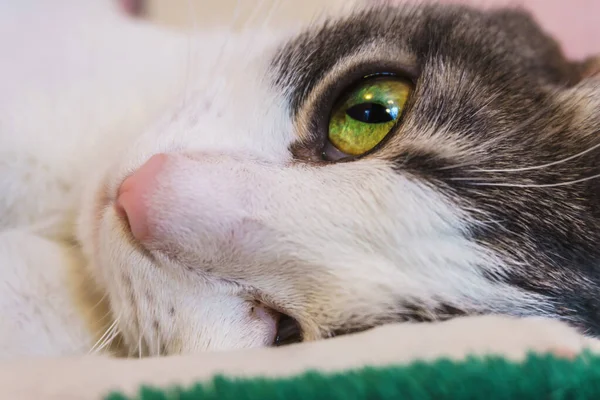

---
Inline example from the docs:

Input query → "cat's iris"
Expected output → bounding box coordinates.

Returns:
[328,77,411,156]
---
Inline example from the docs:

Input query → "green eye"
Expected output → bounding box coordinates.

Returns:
[327,76,411,156]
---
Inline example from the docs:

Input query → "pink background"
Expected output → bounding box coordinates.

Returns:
[418,0,599,60]
[126,1,599,60]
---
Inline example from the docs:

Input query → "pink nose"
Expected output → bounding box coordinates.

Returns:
[115,153,168,242]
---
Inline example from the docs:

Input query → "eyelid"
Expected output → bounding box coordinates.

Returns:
[322,141,352,161]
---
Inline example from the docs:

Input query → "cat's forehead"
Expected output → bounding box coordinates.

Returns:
[164,3,578,167]
[271,4,576,114]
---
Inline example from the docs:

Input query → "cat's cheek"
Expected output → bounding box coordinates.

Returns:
[91,221,281,355]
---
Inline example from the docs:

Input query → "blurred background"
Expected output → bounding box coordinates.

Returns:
[134,0,598,60]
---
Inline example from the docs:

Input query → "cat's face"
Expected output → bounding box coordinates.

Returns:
[78,3,600,356]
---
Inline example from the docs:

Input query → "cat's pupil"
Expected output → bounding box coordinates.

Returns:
[346,103,396,124]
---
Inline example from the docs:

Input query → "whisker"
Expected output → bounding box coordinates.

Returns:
[186,0,199,32]
[202,0,246,100]
[434,93,596,174]
[89,317,120,354]
[447,176,505,181]
[94,323,121,354]
[455,173,600,188]
[88,292,108,313]
[465,142,600,173]
[91,308,117,329]
[113,334,124,357]
[156,332,161,357]
[258,0,281,32]
[88,318,118,354]
[436,161,478,171]
[232,0,242,27]
[240,0,267,32]
[181,0,199,106]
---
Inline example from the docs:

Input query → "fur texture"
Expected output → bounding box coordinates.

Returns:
[1,0,600,360]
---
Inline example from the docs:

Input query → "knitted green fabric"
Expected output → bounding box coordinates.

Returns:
[106,353,600,400]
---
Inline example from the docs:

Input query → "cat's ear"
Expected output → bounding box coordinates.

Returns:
[565,55,600,129]
[577,55,600,80]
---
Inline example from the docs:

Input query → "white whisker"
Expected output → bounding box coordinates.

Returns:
[88,292,108,313]
[456,173,600,188]
[240,0,267,32]
[89,317,120,354]
[231,0,243,30]
[449,177,505,181]
[258,0,281,32]
[181,0,199,106]
[186,0,199,32]
[88,318,117,353]
[436,161,478,171]
[156,332,161,357]
[91,308,116,329]
[94,323,120,354]
[465,142,600,173]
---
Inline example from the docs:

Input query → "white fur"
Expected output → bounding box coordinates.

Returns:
[2,315,600,399]
[0,230,91,357]
[0,0,596,361]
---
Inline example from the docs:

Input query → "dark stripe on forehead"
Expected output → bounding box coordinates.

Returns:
[270,3,577,116]
[270,5,419,114]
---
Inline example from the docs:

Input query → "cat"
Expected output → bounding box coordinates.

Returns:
[1,0,600,363]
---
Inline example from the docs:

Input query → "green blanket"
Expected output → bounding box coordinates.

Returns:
[106,353,600,400]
